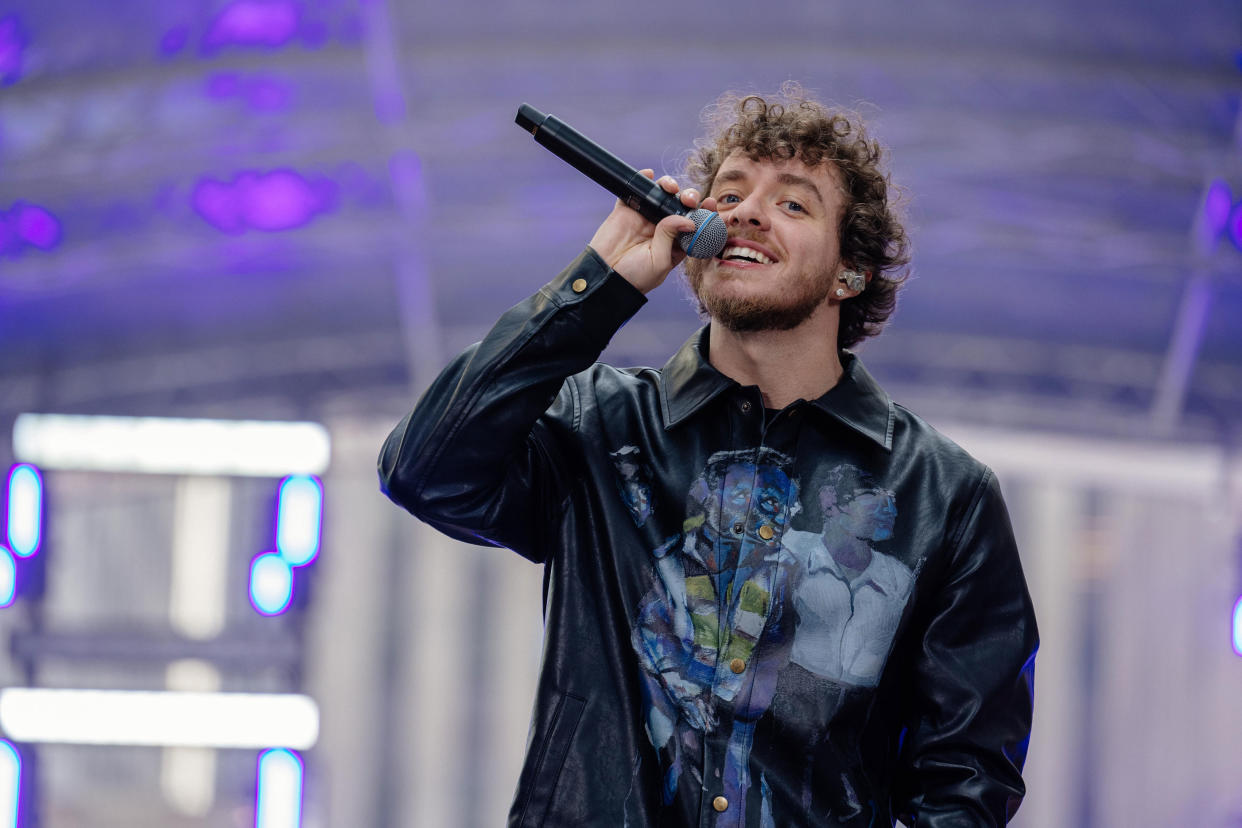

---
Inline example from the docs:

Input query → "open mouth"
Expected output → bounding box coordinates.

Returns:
[719,245,776,265]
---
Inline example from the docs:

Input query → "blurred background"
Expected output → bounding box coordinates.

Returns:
[0,0,1240,825]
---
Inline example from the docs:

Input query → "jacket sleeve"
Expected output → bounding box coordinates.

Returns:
[377,248,646,560]
[894,467,1038,826]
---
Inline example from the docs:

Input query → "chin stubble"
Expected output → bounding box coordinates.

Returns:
[684,257,835,333]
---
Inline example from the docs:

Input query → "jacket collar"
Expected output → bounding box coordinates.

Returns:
[658,327,895,451]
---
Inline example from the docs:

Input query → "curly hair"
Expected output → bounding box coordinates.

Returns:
[686,84,910,349]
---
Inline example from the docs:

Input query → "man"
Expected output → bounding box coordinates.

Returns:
[379,87,1037,827]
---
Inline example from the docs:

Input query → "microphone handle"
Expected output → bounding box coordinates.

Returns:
[517,104,689,225]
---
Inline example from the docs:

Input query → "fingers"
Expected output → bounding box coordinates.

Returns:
[653,214,695,270]
[642,171,713,212]
[655,212,696,240]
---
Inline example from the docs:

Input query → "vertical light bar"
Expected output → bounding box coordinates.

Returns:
[169,477,231,639]
[249,553,293,616]
[0,549,14,608]
[0,740,19,828]
[1233,596,1242,657]
[6,464,41,558]
[255,748,303,828]
[162,660,223,817]
[276,476,321,567]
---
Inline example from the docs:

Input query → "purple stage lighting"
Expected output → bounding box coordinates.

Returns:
[276,476,321,567]
[1228,201,1242,254]
[6,464,42,559]
[0,15,25,87]
[192,170,337,234]
[0,203,63,257]
[0,549,15,609]
[14,203,60,249]
[1202,179,1231,241]
[249,552,294,616]
[204,0,300,52]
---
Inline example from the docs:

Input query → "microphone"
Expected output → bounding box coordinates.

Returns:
[515,104,727,259]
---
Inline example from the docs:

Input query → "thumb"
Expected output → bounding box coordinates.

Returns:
[652,213,696,262]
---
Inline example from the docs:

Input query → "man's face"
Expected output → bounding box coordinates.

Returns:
[684,152,847,333]
[834,489,897,542]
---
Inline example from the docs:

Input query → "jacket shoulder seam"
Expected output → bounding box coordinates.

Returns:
[945,465,995,560]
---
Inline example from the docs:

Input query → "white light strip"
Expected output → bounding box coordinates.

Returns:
[12,414,330,477]
[0,689,318,749]
[0,741,18,828]
[169,478,231,639]
[1234,597,1242,657]
[6,465,41,558]
[256,749,304,828]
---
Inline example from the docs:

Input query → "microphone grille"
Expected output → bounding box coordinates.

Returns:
[678,209,727,259]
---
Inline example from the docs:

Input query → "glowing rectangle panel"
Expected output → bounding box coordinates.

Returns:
[169,477,231,639]
[0,550,14,608]
[276,475,321,566]
[256,749,303,828]
[12,414,329,477]
[250,552,294,616]
[0,689,318,749]
[1233,596,1242,657]
[6,464,41,558]
[0,741,18,828]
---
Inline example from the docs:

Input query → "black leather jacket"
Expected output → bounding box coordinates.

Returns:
[379,249,1038,827]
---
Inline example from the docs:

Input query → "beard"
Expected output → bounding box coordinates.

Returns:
[683,256,836,333]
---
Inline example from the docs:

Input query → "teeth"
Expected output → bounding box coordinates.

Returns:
[722,246,773,265]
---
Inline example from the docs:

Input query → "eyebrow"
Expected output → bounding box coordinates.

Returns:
[713,168,825,206]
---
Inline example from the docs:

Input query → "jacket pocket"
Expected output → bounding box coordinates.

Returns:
[514,690,587,828]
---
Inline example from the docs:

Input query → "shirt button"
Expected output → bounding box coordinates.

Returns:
[713,796,729,812]
[732,522,744,535]
[571,278,588,293]
[757,525,774,541]
[729,657,745,674]
[739,400,751,413]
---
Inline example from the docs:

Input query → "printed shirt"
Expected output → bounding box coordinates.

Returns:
[379,249,1039,828]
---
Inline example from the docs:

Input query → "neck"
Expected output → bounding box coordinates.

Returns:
[821,523,872,574]
[707,303,845,409]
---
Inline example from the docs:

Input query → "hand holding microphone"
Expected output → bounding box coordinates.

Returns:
[516,104,727,293]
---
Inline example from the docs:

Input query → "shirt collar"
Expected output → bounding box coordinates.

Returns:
[658,327,895,451]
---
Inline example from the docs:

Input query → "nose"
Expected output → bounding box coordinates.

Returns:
[727,195,769,230]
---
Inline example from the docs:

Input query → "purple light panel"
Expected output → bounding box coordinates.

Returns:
[1202,179,1232,246]
[0,15,25,86]
[1228,201,1242,253]
[0,202,63,257]
[192,170,337,234]
[204,0,300,51]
